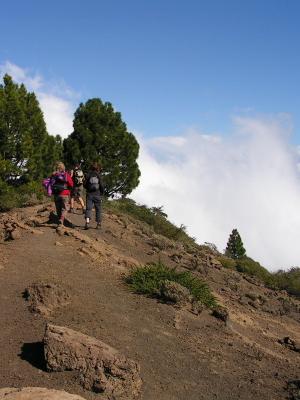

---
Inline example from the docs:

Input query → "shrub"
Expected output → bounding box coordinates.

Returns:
[272,267,300,297]
[104,198,196,245]
[218,255,237,270]
[219,254,277,288]
[0,180,45,211]
[235,256,271,280]
[125,262,217,308]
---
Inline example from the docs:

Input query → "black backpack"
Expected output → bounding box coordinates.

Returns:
[87,173,100,192]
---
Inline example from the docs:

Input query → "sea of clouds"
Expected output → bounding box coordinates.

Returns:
[131,117,300,271]
[1,61,300,270]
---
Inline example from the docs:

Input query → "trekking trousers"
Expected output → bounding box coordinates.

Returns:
[85,192,101,223]
[54,195,70,222]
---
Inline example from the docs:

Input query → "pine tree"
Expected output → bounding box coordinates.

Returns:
[225,229,246,259]
[63,98,141,197]
[0,74,62,183]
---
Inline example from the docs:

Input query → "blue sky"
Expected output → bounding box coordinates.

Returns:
[1,0,300,140]
[2,1,300,269]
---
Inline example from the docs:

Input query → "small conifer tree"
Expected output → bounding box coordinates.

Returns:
[225,229,246,259]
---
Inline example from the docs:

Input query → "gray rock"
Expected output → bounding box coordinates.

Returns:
[190,300,204,315]
[24,282,70,317]
[287,380,300,400]
[278,337,300,353]
[160,280,191,305]
[9,229,21,240]
[44,324,142,399]
[0,387,86,399]
[212,306,229,323]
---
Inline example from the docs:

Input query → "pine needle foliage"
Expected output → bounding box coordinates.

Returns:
[0,74,62,209]
[125,262,217,308]
[225,228,246,259]
[63,98,140,198]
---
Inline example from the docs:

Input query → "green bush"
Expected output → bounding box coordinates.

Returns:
[104,198,196,245]
[218,255,237,270]
[125,262,217,308]
[219,254,277,288]
[221,250,300,298]
[272,268,300,297]
[235,256,272,281]
[0,180,45,211]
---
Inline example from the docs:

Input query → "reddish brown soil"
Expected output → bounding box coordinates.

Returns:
[0,204,299,400]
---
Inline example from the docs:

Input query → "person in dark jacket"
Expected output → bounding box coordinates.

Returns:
[83,162,104,230]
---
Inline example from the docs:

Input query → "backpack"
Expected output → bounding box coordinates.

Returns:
[51,173,67,195]
[42,177,52,197]
[87,174,100,192]
[74,169,84,186]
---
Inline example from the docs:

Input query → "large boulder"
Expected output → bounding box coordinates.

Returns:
[44,324,142,399]
[0,387,85,399]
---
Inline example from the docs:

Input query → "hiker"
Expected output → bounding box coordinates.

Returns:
[84,162,104,230]
[51,161,73,227]
[70,163,85,214]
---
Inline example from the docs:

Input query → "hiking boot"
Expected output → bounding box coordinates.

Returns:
[56,220,63,229]
[84,223,89,230]
[96,223,101,230]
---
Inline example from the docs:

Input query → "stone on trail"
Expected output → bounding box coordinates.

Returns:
[24,282,70,317]
[44,324,142,399]
[9,228,21,240]
[278,336,300,353]
[0,387,86,399]
[212,305,229,323]
[287,380,300,400]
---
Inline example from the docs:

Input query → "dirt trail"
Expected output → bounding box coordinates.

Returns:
[0,205,299,400]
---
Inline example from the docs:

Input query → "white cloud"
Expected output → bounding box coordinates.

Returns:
[0,61,75,137]
[132,115,300,271]
[38,93,73,138]
[0,61,43,90]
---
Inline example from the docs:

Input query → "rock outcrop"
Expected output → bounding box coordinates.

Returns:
[0,387,86,399]
[24,282,70,316]
[44,324,142,399]
[278,336,300,353]
[160,280,191,305]
[212,305,229,323]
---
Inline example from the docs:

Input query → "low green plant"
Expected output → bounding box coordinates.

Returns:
[104,198,196,245]
[125,262,217,308]
[272,267,300,297]
[0,180,45,211]
[219,254,277,287]
[219,253,300,298]
[218,255,237,269]
[235,256,272,282]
